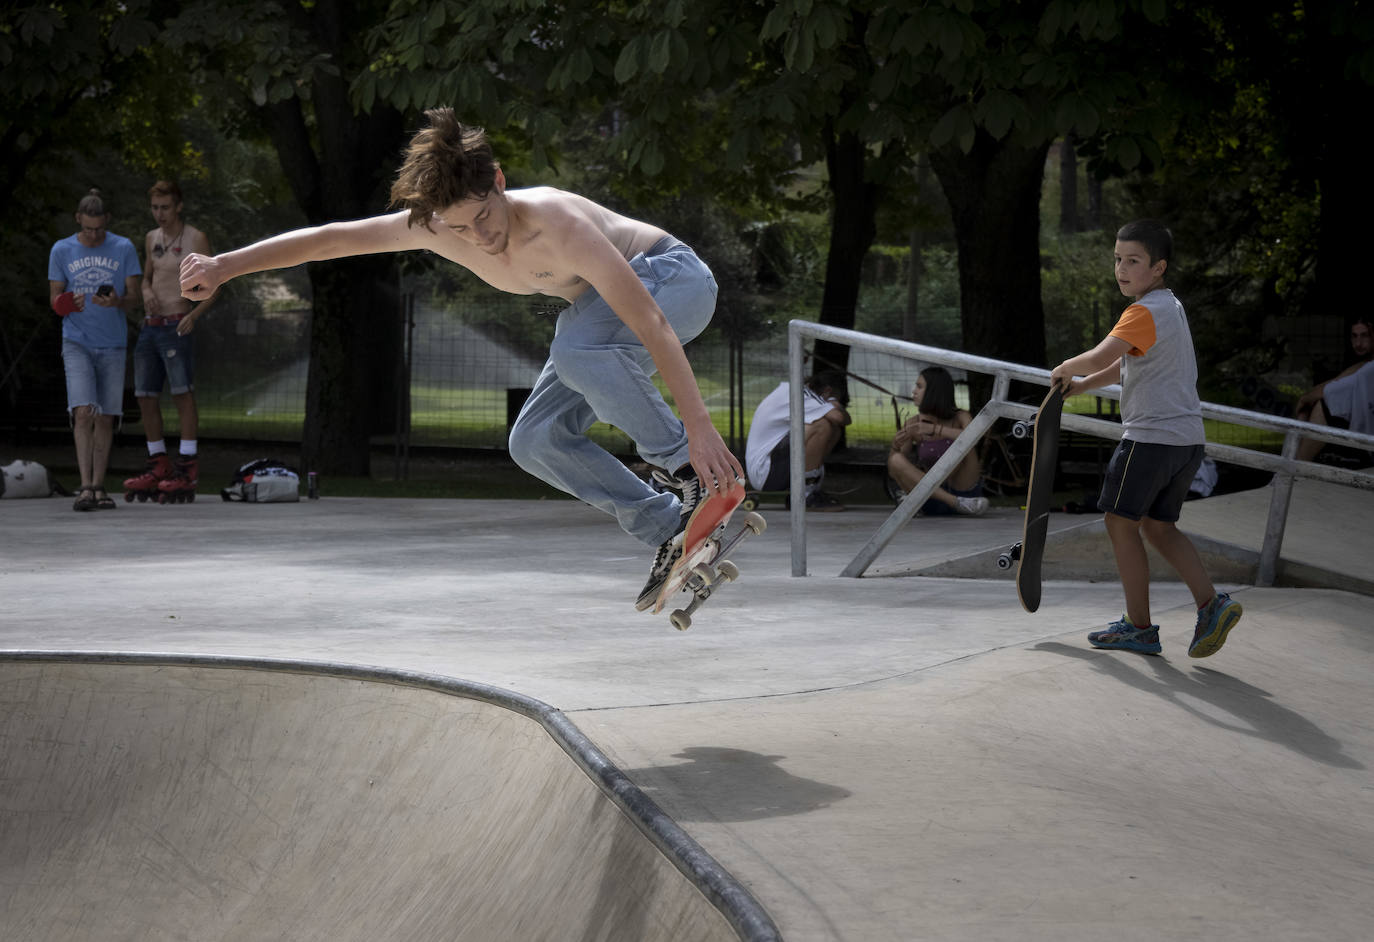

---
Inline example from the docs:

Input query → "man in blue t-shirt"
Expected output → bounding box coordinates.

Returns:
[47,189,142,511]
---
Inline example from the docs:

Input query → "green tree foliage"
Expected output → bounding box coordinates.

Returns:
[354,0,1192,392]
[1,1,178,426]
[160,0,410,474]
[1119,1,1374,396]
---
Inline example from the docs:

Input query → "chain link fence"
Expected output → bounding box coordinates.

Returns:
[5,284,1350,467]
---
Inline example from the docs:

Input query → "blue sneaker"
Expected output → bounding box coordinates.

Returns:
[1088,617,1162,654]
[1189,592,1242,658]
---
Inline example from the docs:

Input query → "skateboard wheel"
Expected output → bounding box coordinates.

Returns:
[744,512,766,535]
[717,560,740,582]
[670,610,692,631]
[997,553,1013,570]
[692,563,716,585]
[741,495,758,512]
[1012,420,1031,439]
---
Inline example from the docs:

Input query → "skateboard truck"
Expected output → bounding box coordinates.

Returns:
[996,541,1023,571]
[659,510,766,631]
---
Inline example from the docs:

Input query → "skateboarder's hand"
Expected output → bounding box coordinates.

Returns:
[687,423,745,494]
[180,253,221,300]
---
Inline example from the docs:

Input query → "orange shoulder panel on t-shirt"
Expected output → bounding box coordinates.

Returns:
[1108,303,1156,356]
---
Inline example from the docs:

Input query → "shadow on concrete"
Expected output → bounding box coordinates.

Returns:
[625,747,853,823]
[1033,641,1364,769]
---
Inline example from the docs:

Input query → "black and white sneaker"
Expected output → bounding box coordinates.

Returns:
[634,465,703,610]
[652,465,703,521]
[636,529,684,611]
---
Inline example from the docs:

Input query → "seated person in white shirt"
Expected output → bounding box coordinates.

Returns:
[745,370,850,510]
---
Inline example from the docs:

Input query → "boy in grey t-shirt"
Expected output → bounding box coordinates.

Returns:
[1050,220,1242,657]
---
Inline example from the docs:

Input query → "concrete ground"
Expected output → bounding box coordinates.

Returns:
[2,479,1372,940]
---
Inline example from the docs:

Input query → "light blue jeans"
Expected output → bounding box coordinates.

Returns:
[509,238,717,547]
[62,340,126,416]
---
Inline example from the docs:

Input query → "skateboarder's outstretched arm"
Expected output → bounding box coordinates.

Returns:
[178,212,428,300]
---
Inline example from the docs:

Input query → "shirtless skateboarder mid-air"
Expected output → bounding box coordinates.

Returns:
[180,107,743,609]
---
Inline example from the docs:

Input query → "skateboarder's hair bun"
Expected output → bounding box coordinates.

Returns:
[76,188,107,218]
[390,107,500,231]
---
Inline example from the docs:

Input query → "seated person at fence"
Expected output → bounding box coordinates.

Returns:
[887,366,989,516]
[1296,360,1374,463]
[1296,316,1374,463]
[745,370,849,511]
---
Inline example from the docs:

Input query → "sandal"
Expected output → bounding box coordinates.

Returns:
[93,489,117,510]
[73,487,97,512]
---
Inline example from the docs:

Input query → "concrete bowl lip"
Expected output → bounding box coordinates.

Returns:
[1,649,782,942]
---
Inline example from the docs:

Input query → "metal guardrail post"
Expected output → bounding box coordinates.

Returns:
[1258,431,1300,586]
[788,327,807,576]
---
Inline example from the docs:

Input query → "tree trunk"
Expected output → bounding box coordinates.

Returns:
[903,157,930,343]
[1085,174,1102,231]
[259,51,406,475]
[904,224,921,343]
[815,120,880,380]
[929,132,1051,408]
[302,257,400,475]
[1059,133,1079,234]
[1311,107,1362,323]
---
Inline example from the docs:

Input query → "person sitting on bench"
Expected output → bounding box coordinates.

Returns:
[745,370,850,511]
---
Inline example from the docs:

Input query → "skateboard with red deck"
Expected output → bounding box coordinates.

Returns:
[652,485,767,630]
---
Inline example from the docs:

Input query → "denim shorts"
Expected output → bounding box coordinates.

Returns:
[62,340,126,416]
[134,324,195,396]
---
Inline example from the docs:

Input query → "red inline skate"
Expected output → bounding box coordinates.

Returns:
[156,454,199,504]
[123,453,174,502]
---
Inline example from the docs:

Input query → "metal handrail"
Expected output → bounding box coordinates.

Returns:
[787,321,1374,583]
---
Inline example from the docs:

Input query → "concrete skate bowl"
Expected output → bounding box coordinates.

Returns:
[0,653,779,942]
